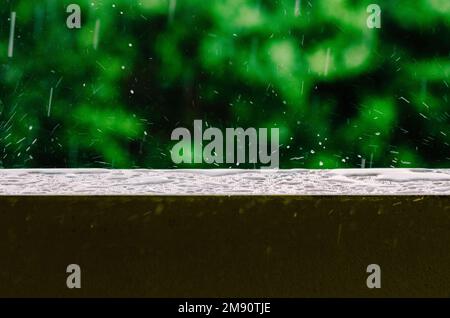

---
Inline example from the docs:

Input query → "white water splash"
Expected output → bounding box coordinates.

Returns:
[0,169,449,195]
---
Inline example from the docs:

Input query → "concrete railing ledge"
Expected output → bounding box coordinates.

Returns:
[1,168,450,195]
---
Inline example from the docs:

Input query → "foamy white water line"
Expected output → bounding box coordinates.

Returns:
[1,169,450,195]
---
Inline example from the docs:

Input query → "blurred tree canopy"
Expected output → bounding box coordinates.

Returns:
[0,0,449,168]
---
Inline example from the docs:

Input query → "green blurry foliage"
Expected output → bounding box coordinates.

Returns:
[0,0,449,168]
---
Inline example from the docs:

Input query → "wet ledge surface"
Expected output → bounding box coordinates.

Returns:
[1,169,449,297]
[1,168,450,195]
